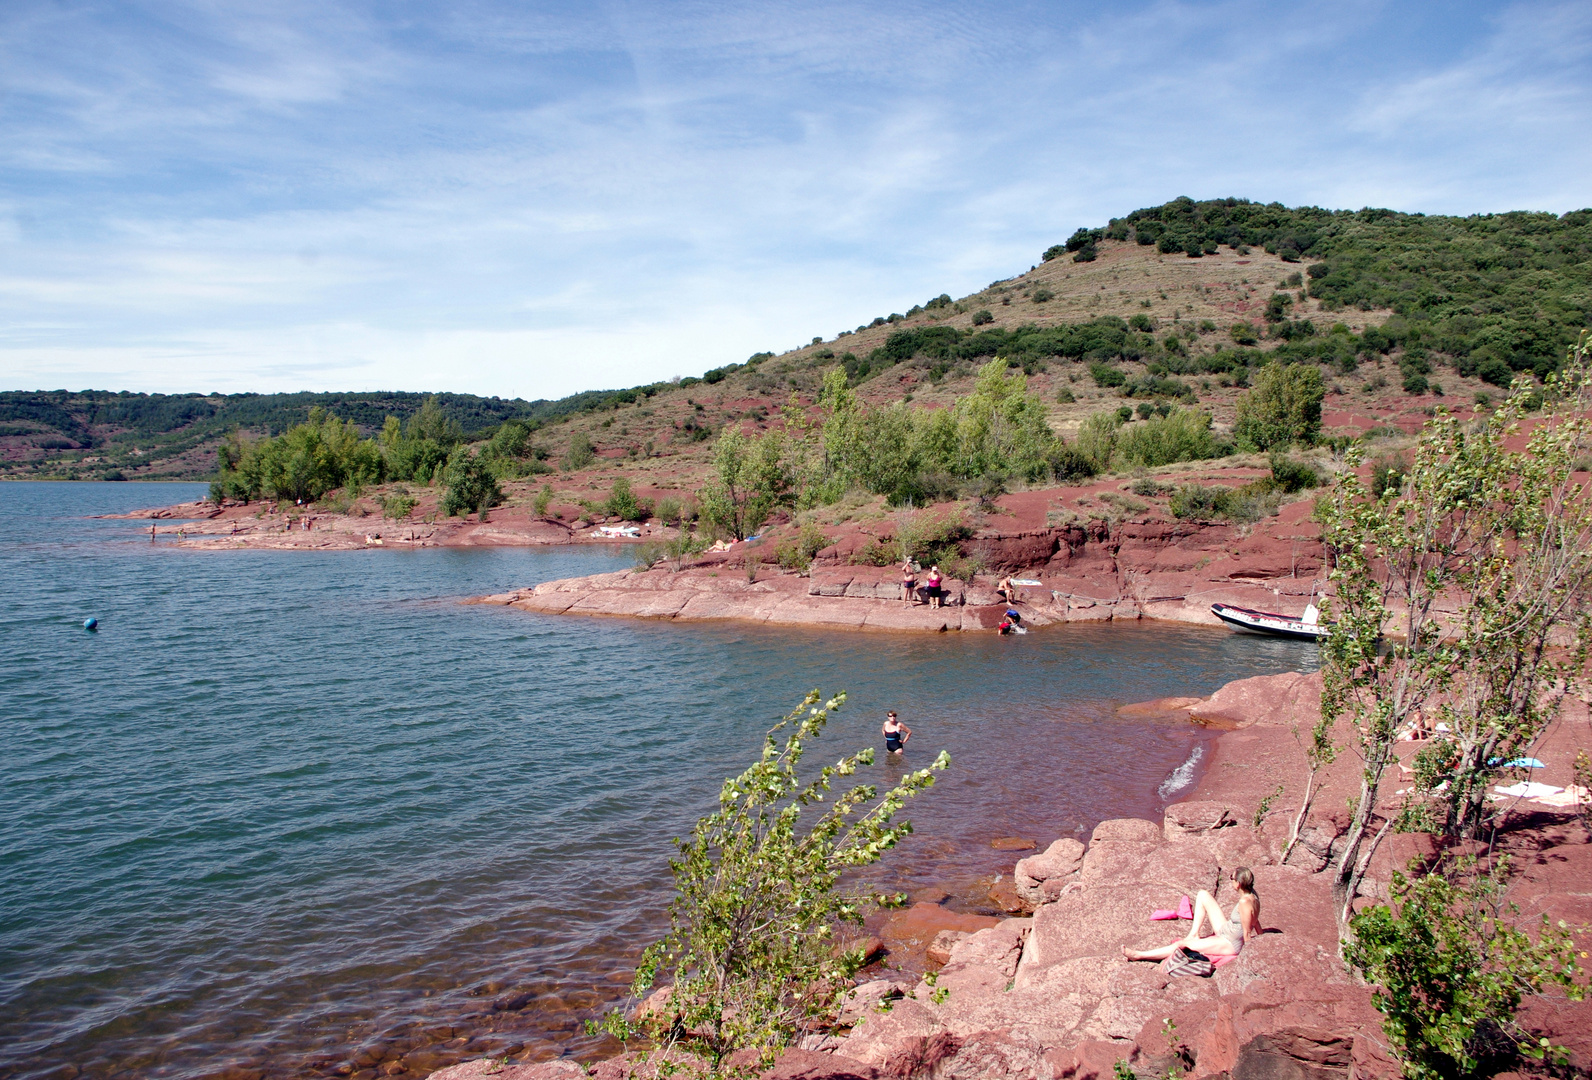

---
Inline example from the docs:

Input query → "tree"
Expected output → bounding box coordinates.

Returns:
[605,476,648,522]
[1233,361,1324,450]
[599,690,950,1068]
[440,447,503,518]
[699,426,792,540]
[1313,337,1592,925]
[1345,858,1582,1080]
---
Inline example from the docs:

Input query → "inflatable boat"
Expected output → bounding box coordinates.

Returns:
[1211,602,1327,641]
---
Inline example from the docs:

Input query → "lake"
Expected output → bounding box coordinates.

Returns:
[0,482,1318,1080]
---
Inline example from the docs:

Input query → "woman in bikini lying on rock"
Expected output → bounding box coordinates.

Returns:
[1123,867,1260,961]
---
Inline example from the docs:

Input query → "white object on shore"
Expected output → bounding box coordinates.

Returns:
[1494,781,1564,799]
[595,525,641,538]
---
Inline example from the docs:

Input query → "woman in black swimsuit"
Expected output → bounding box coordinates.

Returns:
[883,711,911,755]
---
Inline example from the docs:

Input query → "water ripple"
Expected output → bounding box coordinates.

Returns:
[0,482,1317,1080]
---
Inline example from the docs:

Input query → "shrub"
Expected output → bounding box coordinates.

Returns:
[598,692,947,1068]
[1056,386,1076,404]
[1168,482,1279,523]
[604,477,650,522]
[1043,244,1066,262]
[533,484,554,517]
[1370,453,1408,498]
[380,491,418,519]
[563,433,596,471]
[1075,411,1122,472]
[1135,402,1154,420]
[1129,314,1153,332]
[1115,409,1225,468]
[1230,323,1259,346]
[1090,362,1126,387]
[1072,244,1097,262]
[1403,372,1429,395]
[1032,288,1055,303]
[1233,361,1325,450]
[1268,452,1321,493]
[1345,859,1583,1080]
[774,521,834,571]
[971,309,994,326]
[655,495,682,525]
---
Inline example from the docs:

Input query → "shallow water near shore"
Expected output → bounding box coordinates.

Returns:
[1,482,1319,1080]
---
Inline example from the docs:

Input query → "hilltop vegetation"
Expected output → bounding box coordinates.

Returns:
[3,196,1586,499]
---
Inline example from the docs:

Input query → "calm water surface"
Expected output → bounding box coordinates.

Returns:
[0,482,1318,1080]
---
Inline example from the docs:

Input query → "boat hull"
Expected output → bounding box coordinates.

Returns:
[1211,602,1326,641]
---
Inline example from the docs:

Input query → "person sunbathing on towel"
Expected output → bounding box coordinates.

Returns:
[1123,867,1260,961]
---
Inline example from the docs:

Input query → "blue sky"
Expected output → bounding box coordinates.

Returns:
[2,1,1588,400]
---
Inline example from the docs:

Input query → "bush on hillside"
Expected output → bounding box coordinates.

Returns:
[1233,361,1325,450]
[1114,409,1228,469]
[1089,362,1126,387]
[604,477,650,522]
[1267,452,1322,493]
[564,433,596,470]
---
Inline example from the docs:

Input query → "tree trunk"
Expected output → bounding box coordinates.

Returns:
[1282,766,1319,865]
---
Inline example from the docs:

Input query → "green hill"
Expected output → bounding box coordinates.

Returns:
[4,197,1587,482]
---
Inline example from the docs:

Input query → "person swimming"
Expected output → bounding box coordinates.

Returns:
[883,711,911,755]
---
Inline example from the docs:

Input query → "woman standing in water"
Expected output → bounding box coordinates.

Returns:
[882,711,911,755]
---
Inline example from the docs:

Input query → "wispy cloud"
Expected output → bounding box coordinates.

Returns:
[1,0,1588,397]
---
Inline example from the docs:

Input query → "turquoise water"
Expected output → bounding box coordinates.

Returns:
[0,482,1318,1080]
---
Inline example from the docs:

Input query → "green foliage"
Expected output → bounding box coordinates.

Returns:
[971,309,994,326]
[815,362,1085,504]
[698,426,794,540]
[1089,362,1127,387]
[604,477,650,522]
[1119,197,1592,381]
[1056,386,1077,404]
[439,448,504,518]
[1168,482,1279,523]
[533,484,554,517]
[1314,342,1592,928]
[654,495,683,525]
[1075,411,1122,472]
[1031,287,1055,303]
[563,432,596,471]
[774,521,834,572]
[635,530,706,571]
[1114,408,1226,468]
[1233,361,1325,450]
[1369,453,1408,498]
[1345,859,1583,1080]
[604,690,949,1067]
[211,407,385,503]
[1267,452,1321,493]
[380,491,418,519]
[1230,323,1259,346]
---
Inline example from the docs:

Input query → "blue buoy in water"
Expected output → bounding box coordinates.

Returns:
[83,617,98,631]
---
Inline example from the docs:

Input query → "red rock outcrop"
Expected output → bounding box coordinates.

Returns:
[479,511,1330,634]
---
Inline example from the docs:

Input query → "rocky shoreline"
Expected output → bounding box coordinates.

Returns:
[420,671,1592,1080]
[473,501,1327,633]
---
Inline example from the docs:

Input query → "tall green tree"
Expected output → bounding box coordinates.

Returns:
[1314,337,1592,925]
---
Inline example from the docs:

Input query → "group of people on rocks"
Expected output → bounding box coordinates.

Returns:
[899,560,947,608]
[899,559,1029,621]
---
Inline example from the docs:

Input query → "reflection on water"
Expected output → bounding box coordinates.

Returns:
[0,482,1318,1079]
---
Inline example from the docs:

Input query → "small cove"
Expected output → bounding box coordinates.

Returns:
[0,482,1319,1080]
